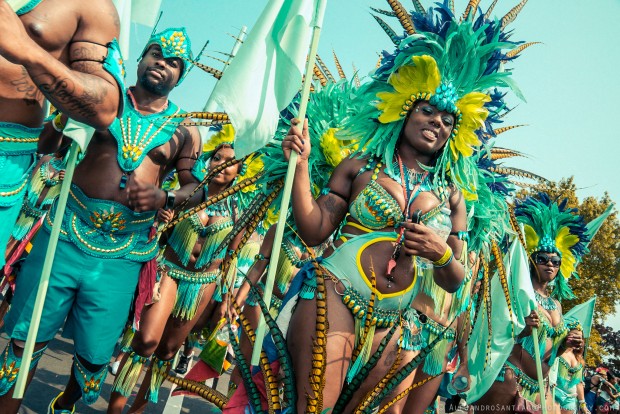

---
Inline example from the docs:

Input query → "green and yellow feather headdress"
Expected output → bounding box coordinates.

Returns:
[515,194,590,300]
[342,0,525,199]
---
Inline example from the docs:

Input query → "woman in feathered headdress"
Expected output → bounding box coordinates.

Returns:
[473,194,592,412]
[554,319,589,414]
[108,124,259,413]
[277,0,527,409]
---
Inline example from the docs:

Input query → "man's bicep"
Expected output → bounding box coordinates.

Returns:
[74,0,120,45]
[176,126,202,186]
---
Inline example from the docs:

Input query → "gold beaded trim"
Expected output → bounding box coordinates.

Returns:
[71,216,134,253]
[0,136,38,143]
[46,212,68,236]
[69,190,88,210]
[0,179,27,197]
[131,240,158,256]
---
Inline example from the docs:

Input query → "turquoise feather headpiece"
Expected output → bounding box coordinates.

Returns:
[140,27,194,85]
[341,1,528,201]
[515,194,590,300]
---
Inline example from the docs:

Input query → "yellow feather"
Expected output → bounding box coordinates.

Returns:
[377,55,441,124]
[204,124,235,153]
[523,224,539,254]
[556,226,579,278]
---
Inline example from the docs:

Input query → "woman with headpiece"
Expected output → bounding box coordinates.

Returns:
[277,2,532,409]
[107,125,252,413]
[473,195,592,413]
[554,319,590,414]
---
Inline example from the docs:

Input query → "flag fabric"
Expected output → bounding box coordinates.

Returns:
[113,0,164,59]
[466,238,537,403]
[565,296,596,338]
[210,0,318,157]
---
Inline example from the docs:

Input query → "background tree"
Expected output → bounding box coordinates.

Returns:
[517,177,620,366]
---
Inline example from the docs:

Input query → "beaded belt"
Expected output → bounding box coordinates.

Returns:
[159,258,218,284]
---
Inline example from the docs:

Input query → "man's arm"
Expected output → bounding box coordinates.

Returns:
[171,124,203,207]
[0,0,121,130]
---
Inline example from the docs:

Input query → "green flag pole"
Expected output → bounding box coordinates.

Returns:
[13,141,80,398]
[250,0,328,366]
[531,326,548,414]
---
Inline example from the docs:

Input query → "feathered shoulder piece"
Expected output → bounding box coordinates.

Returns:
[515,193,589,299]
[258,78,360,222]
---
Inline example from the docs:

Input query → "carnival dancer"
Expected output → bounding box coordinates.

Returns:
[0,27,202,413]
[472,195,594,413]
[107,125,254,414]
[0,0,124,267]
[0,149,67,325]
[554,319,590,414]
[275,0,533,408]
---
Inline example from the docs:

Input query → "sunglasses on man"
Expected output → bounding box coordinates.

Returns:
[533,252,561,268]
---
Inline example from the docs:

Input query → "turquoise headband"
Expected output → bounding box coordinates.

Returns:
[140,27,193,85]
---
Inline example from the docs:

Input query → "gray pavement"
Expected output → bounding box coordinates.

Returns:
[0,333,468,413]
[0,332,222,413]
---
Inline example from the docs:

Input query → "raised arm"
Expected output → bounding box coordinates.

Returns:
[0,0,122,130]
[282,119,354,246]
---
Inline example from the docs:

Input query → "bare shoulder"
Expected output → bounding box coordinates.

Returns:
[333,155,366,179]
[448,183,464,210]
[73,0,120,44]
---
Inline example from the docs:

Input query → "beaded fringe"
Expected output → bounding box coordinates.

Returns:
[166,219,198,266]
[147,356,173,403]
[119,324,135,353]
[275,246,296,293]
[112,351,150,397]
[172,279,205,320]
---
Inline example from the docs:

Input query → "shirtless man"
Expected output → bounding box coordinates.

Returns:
[0,27,202,414]
[0,0,124,267]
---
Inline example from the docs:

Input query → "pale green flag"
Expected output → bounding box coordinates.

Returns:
[565,296,596,338]
[211,0,320,157]
[466,238,537,403]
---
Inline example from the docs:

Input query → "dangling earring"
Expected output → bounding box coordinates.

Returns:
[414,108,420,112]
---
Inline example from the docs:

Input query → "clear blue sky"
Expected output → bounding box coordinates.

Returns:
[124,0,620,327]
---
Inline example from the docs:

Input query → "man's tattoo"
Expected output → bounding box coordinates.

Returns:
[11,68,43,105]
[323,195,347,227]
[34,72,107,119]
[71,46,105,63]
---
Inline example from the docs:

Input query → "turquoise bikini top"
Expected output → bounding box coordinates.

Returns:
[347,159,435,230]
[517,313,568,366]
[108,91,183,175]
[558,357,583,389]
[166,198,234,270]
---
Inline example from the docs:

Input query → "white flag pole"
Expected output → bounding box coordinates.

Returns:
[251,0,328,366]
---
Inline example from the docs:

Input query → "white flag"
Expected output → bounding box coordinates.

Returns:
[211,0,321,157]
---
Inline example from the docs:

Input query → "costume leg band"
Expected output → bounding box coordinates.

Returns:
[72,355,107,405]
[146,355,173,403]
[0,341,47,395]
[111,349,150,397]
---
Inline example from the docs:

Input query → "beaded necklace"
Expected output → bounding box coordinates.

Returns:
[535,291,557,311]
[385,154,428,288]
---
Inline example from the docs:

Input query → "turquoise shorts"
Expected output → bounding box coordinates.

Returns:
[4,226,141,365]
